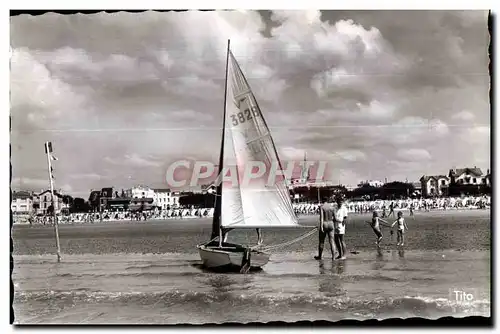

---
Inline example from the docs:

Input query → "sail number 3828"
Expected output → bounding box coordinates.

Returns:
[230,106,260,126]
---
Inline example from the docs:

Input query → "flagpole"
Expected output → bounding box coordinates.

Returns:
[45,142,61,262]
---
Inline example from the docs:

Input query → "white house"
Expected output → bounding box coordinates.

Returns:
[344,184,357,191]
[33,190,68,214]
[449,167,487,186]
[153,188,180,209]
[11,191,34,214]
[125,186,155,199]
[419,175,450,197]
[357,180,384,188]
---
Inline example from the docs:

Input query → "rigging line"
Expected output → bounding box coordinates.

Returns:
[257,227,318,252]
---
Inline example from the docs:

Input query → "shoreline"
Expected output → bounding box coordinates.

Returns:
[12,248,491,259]
[12,207,490,226]
[12,210,490,255]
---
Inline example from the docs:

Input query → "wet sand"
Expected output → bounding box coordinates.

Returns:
[12,210,491,324]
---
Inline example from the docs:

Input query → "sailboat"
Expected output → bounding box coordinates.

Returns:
[197,40,314,271]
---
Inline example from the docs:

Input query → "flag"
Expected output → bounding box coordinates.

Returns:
[44,141,53,153]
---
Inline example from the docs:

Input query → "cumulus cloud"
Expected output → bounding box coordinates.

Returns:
[10,10,490,193]
[105,154,163,168]
[38,47,159,83]
[69,173,102,180]
[11,49,85,109]
[280,146,307,160]
[452,110,476,121]
[10,48,89,132]
[464,125,490,144]
[382,116,450,144]
[336,150,367,162]
[11,177,49,191]
[398,148,432,161]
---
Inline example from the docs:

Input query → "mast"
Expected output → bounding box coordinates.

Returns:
[211,39,230,240]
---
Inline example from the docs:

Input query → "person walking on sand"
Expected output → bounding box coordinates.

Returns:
[391,211,408,246]
[314,200,336,260]
[333,194,349,260]
[367,211,392,246]
[388,201,395,217]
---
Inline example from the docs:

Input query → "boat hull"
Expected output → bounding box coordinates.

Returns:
[197,242,270,270]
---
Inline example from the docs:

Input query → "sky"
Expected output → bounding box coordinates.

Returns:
[10,10,490,198]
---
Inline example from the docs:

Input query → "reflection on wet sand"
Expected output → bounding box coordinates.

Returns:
[206,275,237,292]
[204,273,256,296]
[318,259,346,276]
[317,261,346,297]
[372,249,387,271]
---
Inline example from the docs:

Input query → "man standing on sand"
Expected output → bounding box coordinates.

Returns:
[333,194,349,260]
[314,199,336,260]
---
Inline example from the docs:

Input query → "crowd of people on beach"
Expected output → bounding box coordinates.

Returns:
[294,195,491,216]
[13,195,490,225]
[18,207,216,225]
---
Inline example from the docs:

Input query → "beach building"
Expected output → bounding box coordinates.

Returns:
[420,175,450,197]
[289,152,311,186]
[357,180,384,188]
[344,184,357,191]
[129,197,155,211]
[33,189,67,214]
[11,191,34,214]
[449,167,488,185]
[153,188,180,209]
[412,182,422,196]
[125,185,155,199]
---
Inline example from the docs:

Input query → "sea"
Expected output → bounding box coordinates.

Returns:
[12,210,491,324]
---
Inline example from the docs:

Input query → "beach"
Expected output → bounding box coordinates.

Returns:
[12,210,491,324]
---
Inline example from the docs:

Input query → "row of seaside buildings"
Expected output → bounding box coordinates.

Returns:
[289,166,491,198]
[11,166,491,215]
[10,186,186,215]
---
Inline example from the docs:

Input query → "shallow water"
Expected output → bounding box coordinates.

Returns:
[12,210,491,324]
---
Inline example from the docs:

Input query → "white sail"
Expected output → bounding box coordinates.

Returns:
[220,50,299,229]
